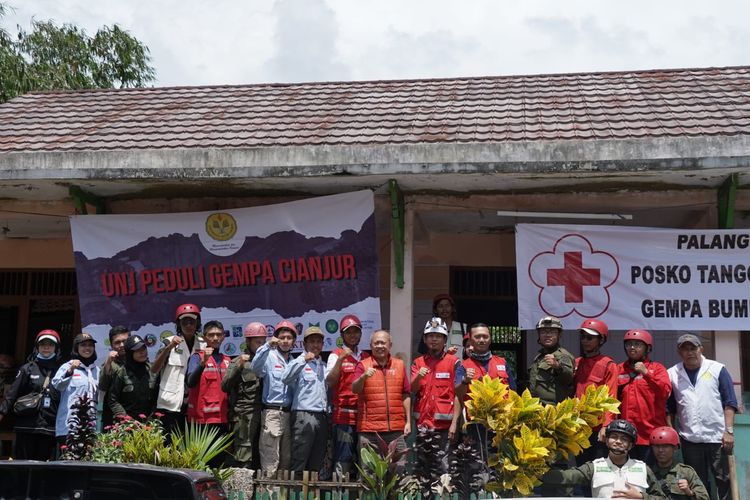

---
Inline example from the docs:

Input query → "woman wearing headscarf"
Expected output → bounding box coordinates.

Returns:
[108,335,157,420]
[53,333,100,446]
[0,329,62,460]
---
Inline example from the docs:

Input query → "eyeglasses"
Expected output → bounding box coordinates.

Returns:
[624,340,646,349]
[179,317,197,325]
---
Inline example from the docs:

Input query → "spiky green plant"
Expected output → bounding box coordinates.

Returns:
[61,393,97,460]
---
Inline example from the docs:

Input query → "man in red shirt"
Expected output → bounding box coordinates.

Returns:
[411,317,462,474]
[617,329,671,463]
[325,314,370,477]
[574,318,618,465]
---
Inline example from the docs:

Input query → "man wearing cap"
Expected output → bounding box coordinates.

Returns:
[325,314,370,477]
[667,334,737,500]
[221,322,266,469]
[283,326,329,473]
[574,319,619,465]
[411,317,463,473]
[528,316,575,406]
[528,316,575,497]
[53,332,100,446]
[250,319,297,475]
[97,325,130,430]
[152,303,206,434]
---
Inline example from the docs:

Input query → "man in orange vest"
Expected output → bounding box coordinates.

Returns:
[325,314,370,477]
[352,329,410,465]
[574,318,618,465]
[186,320,231,466]
[411,317,462,473]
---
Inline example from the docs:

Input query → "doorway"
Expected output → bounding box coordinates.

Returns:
[450,267,524,382]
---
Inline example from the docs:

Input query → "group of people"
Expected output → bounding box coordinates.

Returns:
[528,315,736,500]
[0,295,738,499]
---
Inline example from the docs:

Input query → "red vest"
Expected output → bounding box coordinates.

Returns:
[462,355,509,421]
[332,348,370,425]
[357,356,407,433]
[462,355,510,383]
[413,353,458,430]
[187,353,230,424]
[574,354,616,397]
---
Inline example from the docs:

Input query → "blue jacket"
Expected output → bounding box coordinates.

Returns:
[282,354,328,413]
[52,361,100,437]
[250,342,292,407]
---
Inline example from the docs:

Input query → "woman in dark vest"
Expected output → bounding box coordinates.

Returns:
[0,329,62,460]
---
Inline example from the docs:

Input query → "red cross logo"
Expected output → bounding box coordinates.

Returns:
[527,233,619,318]
[547,251,601,303]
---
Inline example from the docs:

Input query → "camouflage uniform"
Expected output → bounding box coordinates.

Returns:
[653,462,710,500]
[528,346,575,405]
[528,344,575,497]
[221,356,263,468]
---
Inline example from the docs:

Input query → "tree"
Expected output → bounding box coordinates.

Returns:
[0,3,155,103]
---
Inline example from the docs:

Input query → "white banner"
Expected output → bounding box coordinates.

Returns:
[70,191,381,358]
[516,224,750,330]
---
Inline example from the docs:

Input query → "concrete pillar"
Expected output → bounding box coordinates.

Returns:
[714,331,744,410]
[389,206,414,362]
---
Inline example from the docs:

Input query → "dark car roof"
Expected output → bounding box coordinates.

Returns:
[0,460,217,482]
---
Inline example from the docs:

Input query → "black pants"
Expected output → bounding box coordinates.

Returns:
[681,439,731,500]
[14,431,56,461]
[160,409,186,436]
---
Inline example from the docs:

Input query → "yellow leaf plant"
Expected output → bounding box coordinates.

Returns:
[465,377,620,496]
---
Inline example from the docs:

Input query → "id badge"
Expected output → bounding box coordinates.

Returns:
[42,396,52,409]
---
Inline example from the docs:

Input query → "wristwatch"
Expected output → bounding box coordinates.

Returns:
[726,426,734,434]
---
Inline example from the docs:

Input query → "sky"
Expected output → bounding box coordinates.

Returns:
[2,0,749,88]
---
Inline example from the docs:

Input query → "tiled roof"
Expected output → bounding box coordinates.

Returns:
[1,66,750,152]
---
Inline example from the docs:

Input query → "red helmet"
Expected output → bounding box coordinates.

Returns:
[243,322,267,338]
[175,303,201,320]
[624,329,653,348]
[340,314,362,333]
[649,426,679,446]
[274,320,298,337]
[579,319,608,340]
[36,329,61,344]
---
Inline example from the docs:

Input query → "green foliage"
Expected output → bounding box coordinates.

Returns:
[170,421,235,480]
[467,378,620,497]
[0,2,155,102]
[355,435,409,500]
[90,415,233,481]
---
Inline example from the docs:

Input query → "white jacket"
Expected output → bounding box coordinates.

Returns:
[156,335,205,412]
[591,457,649,498]
[668,356,726,443]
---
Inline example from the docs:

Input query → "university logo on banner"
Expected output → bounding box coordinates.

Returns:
[70,191,381,358]
[516,224,750,330]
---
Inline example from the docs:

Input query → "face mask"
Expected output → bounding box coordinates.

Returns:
[36,351,56,360]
